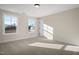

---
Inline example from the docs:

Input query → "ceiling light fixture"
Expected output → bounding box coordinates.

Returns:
[34,4,40,8]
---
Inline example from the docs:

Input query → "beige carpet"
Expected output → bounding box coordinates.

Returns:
[0,37,79,55]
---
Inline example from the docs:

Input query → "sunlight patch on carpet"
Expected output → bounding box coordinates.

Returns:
[28,42,64,49]
[64,45,79,52]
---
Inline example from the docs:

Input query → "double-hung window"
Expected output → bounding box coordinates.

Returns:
[3,15,17,34]
[28,17,36,32]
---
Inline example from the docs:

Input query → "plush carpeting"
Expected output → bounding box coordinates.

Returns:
[0,37,79,55]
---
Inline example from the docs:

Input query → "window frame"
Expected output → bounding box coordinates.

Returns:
[28,17,36,32]
[2,14,18,35]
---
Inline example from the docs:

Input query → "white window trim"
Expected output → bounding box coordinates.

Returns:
[28,17,36,32]
[2,14,19,35]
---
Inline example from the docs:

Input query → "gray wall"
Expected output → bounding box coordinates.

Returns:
[0,9,39,43]
[43,7,79,45]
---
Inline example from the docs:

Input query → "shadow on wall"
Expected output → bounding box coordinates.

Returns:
[43,24,53,40]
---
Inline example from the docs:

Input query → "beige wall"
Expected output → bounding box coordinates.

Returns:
[0,9,39,43]
[42,7,79,45]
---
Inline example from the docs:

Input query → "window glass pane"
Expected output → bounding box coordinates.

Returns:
[28,18,36,32]
[4,15,17,33]
[4,15,11,26]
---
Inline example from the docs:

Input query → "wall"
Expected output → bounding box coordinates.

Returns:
[42,7,79,45]
[0,9,39,43]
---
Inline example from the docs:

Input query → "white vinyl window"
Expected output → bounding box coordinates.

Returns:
[28,17,36,32]
[3,15,17,34]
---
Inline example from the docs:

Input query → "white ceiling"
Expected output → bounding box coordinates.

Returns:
[0,4,79,17]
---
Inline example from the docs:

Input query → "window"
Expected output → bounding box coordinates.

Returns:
[28,17,36,32]
[3,15,17,34]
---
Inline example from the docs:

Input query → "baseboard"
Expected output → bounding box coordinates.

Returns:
[55,39,79,46]
[0,35,38,43]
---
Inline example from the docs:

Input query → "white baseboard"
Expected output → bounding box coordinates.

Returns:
[56,39,79,46]
[0,34,38,43]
